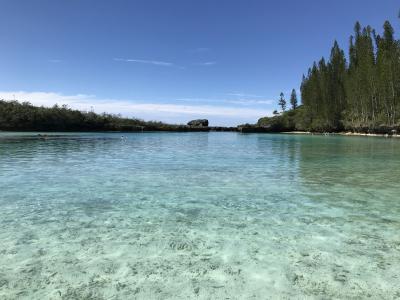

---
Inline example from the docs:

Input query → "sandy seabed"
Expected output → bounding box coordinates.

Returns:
[0,132,399,299]
[1,192,399,299]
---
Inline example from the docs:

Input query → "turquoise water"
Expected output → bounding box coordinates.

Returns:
[0,132,399,299]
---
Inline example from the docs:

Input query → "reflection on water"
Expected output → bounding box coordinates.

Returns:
[0,132,399,299]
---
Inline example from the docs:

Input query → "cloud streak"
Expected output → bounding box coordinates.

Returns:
[176,97,273,106]
[227,92,264,98]
[228,99,273,105]
[114,58,174,67]
[114,58,216,69]
[194,61,216,66]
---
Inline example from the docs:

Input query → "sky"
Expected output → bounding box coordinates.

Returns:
[0,0,399,126]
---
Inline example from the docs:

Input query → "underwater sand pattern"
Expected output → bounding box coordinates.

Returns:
[0,132,399,299]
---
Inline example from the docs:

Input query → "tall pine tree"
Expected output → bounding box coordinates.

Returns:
[290,89,298,110]
[300,17,400,133]
[278,92,286,112]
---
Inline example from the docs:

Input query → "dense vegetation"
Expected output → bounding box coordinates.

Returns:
[0,100,238,132]
[0,100,190,131]
[259,17,400,133]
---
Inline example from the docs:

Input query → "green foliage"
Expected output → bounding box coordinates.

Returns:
[257,106,309,132]
[290,89,298,110]
[278,92,286,112]
[299,19,400,133]
[0,100,181,131]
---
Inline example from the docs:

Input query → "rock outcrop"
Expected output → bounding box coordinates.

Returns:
[187,119,209,127]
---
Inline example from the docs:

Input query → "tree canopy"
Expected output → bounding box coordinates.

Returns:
[299,19,400,132]
[0,100,185,131]
[260,17,400,133]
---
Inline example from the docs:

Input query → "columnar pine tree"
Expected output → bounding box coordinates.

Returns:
[290,89,298,110]
[376,21,399,126]
[299,16,400,133]
[278,92,286,112]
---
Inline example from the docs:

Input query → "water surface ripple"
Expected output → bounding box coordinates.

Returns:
[0,132,399,299]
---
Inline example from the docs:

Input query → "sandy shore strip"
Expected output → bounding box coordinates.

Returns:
[282,131,400,138]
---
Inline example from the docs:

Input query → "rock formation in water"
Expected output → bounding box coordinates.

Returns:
[187,119,209,127]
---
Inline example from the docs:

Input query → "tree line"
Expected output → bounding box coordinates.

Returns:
[259,15,400,133]
[0,100,238,132]
[0,100,184,131]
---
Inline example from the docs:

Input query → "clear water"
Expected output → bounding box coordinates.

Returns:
[0,132,399,299]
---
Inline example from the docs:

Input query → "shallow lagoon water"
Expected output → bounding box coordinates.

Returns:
[0,132,399,299]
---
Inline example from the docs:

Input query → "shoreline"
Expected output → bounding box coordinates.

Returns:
[282,131,400,138]
[1,129,399,138]
[0,127,238,133]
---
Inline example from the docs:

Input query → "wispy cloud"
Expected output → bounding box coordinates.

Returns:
[176,97,224,103]
[228,99,273,105]
[114,58,216,69]
[113,58,174,67]
[227,92,264,98]
[194,61,216,66]
[175,97,273,106]
[0,91,270,126]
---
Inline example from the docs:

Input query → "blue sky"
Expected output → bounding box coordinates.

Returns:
[0,0,399,125]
